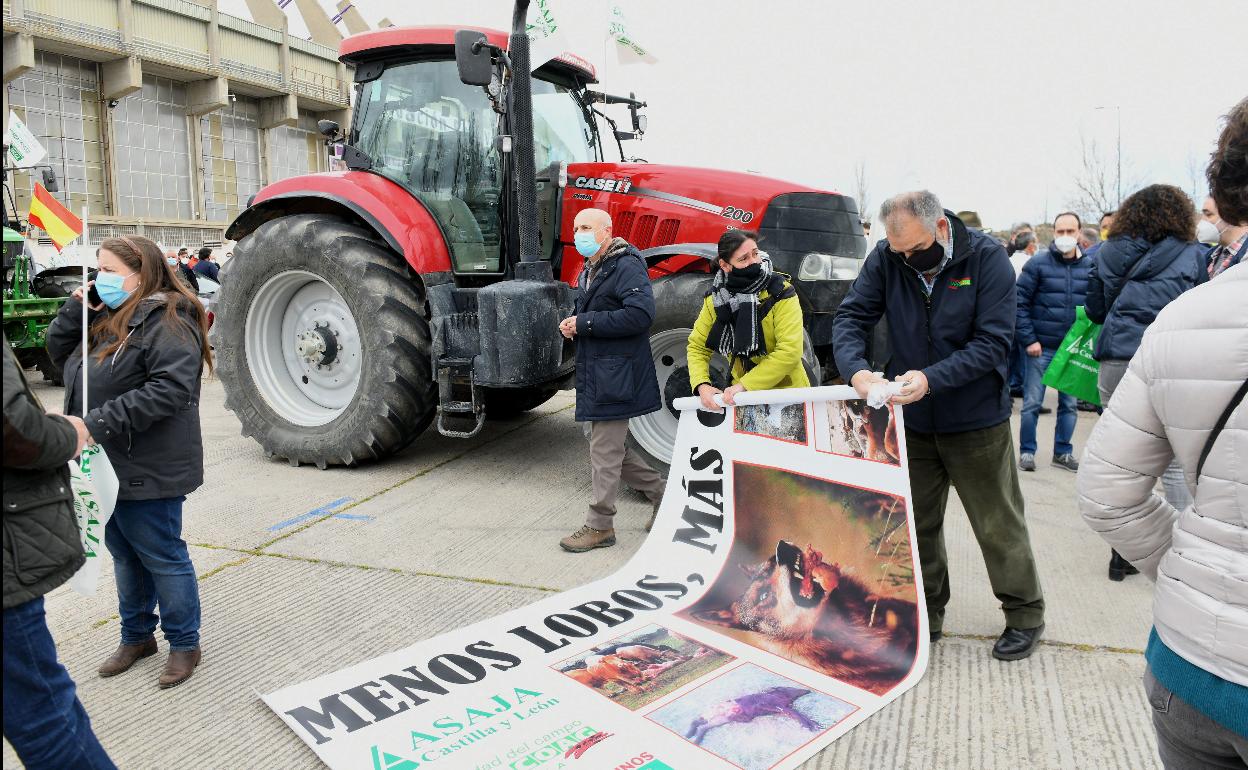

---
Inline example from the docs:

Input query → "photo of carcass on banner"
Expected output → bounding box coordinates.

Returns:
[262,386,927,770]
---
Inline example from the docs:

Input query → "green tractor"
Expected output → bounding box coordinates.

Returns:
[3,163,74,385]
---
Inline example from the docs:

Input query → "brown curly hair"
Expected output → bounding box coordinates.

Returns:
[1106,184,1195,243]
[1207,97,1248,226]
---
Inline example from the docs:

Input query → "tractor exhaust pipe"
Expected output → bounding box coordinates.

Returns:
[507,0,543,266]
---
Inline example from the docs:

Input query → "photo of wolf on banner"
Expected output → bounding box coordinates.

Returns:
[682,463,920,696]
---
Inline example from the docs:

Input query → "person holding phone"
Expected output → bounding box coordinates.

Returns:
[47,234,212,690]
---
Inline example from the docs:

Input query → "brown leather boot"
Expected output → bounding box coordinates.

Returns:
[98,638,158,677]
[158,648,202,689]
[559,525,615,553]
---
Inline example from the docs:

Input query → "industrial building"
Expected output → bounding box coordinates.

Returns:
[2,0,376,256]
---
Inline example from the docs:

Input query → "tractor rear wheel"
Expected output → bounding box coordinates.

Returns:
[214,214,436,467]
[628,271,820,474]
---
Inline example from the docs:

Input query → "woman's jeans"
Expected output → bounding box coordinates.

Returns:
[1098,361,1193,511]
[1145,667,1248,768]
[105,496,201,651]
[2,597,116,769]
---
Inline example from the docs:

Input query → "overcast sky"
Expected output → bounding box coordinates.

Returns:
[221,0,1247,230]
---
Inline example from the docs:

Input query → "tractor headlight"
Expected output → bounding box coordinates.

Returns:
[798,253,862,281]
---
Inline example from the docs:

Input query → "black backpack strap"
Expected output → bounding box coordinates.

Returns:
[1197,377,1248,480]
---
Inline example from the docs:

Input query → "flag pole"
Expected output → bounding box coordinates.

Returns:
[81,203,89,420]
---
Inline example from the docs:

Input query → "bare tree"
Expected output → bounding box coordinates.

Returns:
[1068,131,1142,221]
[854,160,870,223]
[1186,149,1207,206]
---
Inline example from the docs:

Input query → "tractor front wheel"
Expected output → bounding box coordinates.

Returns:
[213,214,436,467]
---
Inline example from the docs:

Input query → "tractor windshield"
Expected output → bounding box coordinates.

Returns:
[353,60,594,274]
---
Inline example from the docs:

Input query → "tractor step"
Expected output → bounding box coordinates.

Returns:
[434,355,485,439]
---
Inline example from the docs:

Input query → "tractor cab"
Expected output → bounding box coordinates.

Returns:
[336,28,610,282]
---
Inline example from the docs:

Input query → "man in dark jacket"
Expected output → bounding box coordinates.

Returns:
[833,191,1046,661]
[192,246,220,282]
[2,338,116,768]
[557,208,665,552]
[1015,212,1092,473]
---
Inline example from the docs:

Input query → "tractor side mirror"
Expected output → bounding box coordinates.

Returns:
[454,30,493,86]
[40,167,58,193]
[317,120,340,139]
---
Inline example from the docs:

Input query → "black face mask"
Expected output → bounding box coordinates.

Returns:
[898,240,945,273]
[725,262,763,291]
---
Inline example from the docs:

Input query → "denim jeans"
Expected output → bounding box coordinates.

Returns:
[1145,667,1248,768]
[1020,347,1076,456]
[1098,360,1193,511]
[2,597,116,769]
[105,496,201,650]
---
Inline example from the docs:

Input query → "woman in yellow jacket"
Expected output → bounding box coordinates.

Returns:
[688,229,808,410]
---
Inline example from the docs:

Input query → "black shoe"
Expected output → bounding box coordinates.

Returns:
[1010,388,1024,399]
[1076,400,1099,412]
[929,630,943,644]
[992,624,1043,660]
[1108,550,1138,581]
[1038,406,1052,415]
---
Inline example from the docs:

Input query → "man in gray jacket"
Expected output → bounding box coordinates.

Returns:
[2,338,116,768]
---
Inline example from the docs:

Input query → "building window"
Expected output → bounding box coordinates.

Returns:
[267,110,325,182]
[200,97,262,223]
[6,52,108,220]
[112,74,194,220]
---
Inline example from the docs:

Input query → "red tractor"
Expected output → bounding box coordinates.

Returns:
[216,3,868,470]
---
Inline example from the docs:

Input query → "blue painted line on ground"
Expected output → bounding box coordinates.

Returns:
[268,497,354,531]
[330,513,373,522]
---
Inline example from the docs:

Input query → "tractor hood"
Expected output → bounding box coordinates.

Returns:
[559,162,865,283]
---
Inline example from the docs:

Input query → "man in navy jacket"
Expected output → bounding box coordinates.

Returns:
[834,191,1046,661]
[1015,212,1092,473]
[557,208,665,553]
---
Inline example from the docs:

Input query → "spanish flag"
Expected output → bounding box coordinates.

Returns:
[28,182,83,252]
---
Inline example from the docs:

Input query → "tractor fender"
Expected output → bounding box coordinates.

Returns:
[639,242,715,279]
[225,172,453,275]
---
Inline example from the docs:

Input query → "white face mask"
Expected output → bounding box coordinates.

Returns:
[1196,218,1222,244]
[1053,235,1078,254]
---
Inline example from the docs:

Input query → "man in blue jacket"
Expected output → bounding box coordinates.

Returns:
[834,191,1045,661]
[1015,212,1092,473]
[557,208,665,552]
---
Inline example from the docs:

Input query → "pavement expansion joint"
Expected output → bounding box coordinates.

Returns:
[251,403,575,552]
[945,631,1144,656]
[188,542,561,594]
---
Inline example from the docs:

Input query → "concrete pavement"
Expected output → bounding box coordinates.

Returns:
[4,376,1162,769]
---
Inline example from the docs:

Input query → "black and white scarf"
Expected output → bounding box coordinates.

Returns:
[707,256,775,360]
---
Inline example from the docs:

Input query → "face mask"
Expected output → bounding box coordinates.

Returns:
[166,257,178,266]
[1053,235,1078,254]
[95,271,135,309]
[902,239,946,272]
[1195,219,1221,243]
[574,230,602,259]
[724,261,764,291]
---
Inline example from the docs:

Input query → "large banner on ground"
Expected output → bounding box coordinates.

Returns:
[263,386,928,770]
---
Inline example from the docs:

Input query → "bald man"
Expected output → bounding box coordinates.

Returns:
[166,250,198,291]
[558,208,666,552]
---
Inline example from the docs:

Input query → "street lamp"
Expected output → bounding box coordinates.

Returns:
[1095,105,1122,207]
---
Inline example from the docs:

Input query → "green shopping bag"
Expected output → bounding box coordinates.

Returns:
[1042,306,1103,405]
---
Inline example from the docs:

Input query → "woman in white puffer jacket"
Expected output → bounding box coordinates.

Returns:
[1076,262,1247,766]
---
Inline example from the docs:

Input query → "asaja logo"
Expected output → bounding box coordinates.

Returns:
[947,277,972,290]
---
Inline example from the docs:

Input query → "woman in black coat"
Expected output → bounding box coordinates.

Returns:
[47,234,212,689]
